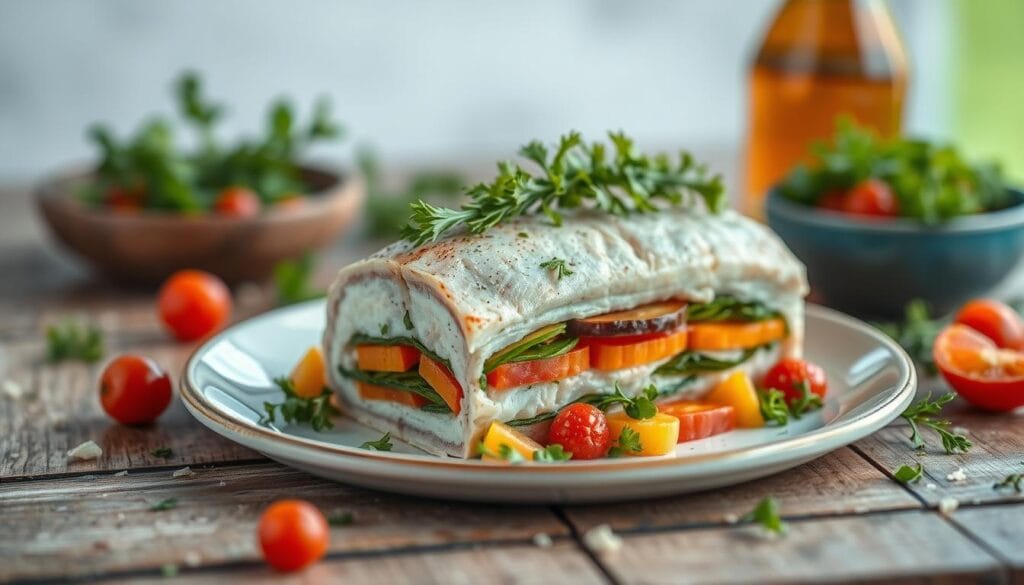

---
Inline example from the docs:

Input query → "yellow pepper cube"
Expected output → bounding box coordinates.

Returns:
[704,371,764,428]
[606,411,680,456]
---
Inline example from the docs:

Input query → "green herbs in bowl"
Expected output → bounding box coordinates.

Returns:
[778,119,1012,222]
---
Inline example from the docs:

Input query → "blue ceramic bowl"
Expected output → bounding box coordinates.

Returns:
[765,189,1024,318]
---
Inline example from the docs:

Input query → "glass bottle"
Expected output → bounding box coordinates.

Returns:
[743,0,908,218]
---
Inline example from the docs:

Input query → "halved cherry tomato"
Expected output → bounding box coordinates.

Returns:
[954,299,1024,351]
[99,354,173,425]
[933,324,1024,412]
[418,355,464,414]
[214,186,261,218]
[258,499,329,572]
[581,329,688,371]
[762,358,828,405]
[357,381,426,408]
[356,344,421,372]
[157,269,232,342]
[547,403,610,460]
[660,401,736,443]
[486,346,590,390]
[842,179,899,217]
[687,318,786,351]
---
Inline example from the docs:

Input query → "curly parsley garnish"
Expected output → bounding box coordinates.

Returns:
[741,497,787,535]
[45,320,104,363]
[758,389,791,426]
[402,131,724,245]
[477,442,525,463]
[900,392,971,454]
[590,383,658,420]
[893,463,924,484]
[608,427,643,458]
[261,377,340,432]
[539,258,574,280]
[534,444,573,462]
[360,432,393,451]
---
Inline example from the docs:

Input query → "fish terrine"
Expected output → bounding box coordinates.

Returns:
[323,207,808,458]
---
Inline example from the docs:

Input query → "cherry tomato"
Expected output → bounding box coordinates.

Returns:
[841,179,899,217]
[99,355,172,425]
[762,358,828,405]
[660,401,736,443]
[105,185,145,213]
[954,299,1024,350]
[547,403,610,460]
[213,186,261,218]
[157,270,232,341]
[817,190,846,212]
[934,324,1024,412]
[258,499,330,572]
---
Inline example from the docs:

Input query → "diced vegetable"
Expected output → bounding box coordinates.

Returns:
[660,401,736,443]
[479,421,544,462]
[486,346,590,391]
[582,329,688,371]
[567,301,687,337]
[703,371,764,428]
[356,381,426,408]
[687,318,786,351]
[762,358,828,406]
[289,346,327,399]
[605,411,680,456]
[418,355,464,415]
[356,344,421,372]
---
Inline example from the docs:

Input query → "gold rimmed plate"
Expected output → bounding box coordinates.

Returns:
[180,301,915,503]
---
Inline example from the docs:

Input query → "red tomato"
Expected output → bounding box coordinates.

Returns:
[258,500,330,572]
[99,355,172,425]
[547,403,610,460]
[841,179,899,217]
[214,186,261,218]
[954,299,1024,350]
[157,270,232,342]
[762,358,828,405]
[105,185,145,213]
[486,347,590,390]
[660,401,736,443]
[934,324,1024,412]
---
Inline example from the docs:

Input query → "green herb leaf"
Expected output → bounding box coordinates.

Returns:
[477,442,525,463]
[900,392,972,454]
[993,463,1024,493]
[758,388,790,426]
[360,432,393,451]
[607,427,643,457]
[403,311,414,330]
[483,324,577,373]
[261,377,341,432]
[893,463,924,484]
[150,498,178,512]
[347,334,452,372]
[274,254,324,306]
[587,382,659,420]
[46,320,104,363]
[788,381,823,418]
[654,347,760,376]
[873,299,943,374]
[150,447,174,459]
[337,368,451,413]
[380,323,390,336]
[533,444,573,462]
[740,497,787,534]
[687,296,780,323]
[402,131,724,245]
[539,258,574,280]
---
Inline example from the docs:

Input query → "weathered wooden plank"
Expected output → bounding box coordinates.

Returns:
[0,462,571,582]
[853,391,1024,508]
[561,447,920,532]
[595,511,1004,585]
[98,542,607,585]
[952,504,1024,582]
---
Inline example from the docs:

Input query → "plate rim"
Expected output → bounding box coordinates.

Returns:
[180,301,917,474]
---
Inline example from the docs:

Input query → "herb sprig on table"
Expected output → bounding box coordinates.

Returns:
[779,118,1009,223]
[900,392,971,454]
[45,320,104,363]
[741,497,787,535]
[402,131,724,245]
[84,71,343,212]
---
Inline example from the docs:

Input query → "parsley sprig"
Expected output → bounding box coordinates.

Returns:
[740,497,787,535]
[607,427,643,458]
[539,258,574,280]
[402,131,724,245]
[589,383,659,420]
[477,442,525,463]
[360,432,393,451]
[261,377,340,432]
[654,347,760,376]
[757,382,823,426]
[45,320,104,363]
[900,392,971,454]
[893,463,924,484]
[533,444,573,462]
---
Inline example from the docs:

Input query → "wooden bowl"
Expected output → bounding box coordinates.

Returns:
[36,165,364,286]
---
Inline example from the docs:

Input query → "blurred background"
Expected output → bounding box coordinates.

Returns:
[1,0,1019,190]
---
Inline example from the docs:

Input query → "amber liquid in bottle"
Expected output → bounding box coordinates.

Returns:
[743,0,908,218]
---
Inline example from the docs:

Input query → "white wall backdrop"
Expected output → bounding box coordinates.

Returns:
[0,0,946,181]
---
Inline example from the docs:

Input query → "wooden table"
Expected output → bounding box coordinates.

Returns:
[1,186,1023,584]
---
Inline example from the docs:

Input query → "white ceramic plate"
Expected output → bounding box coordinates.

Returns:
[181,301,916,504]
